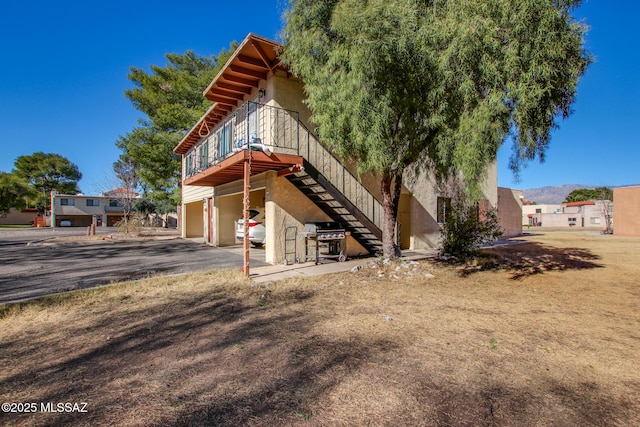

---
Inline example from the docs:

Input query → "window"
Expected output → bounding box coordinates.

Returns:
[60,198,75,206]
[437,197,451,223]
[198,140,209,170]
[86,199,100,207]
[109,200,123,208]
[218,122,233,157]
[535,208,542,214]
[590,217,601,224]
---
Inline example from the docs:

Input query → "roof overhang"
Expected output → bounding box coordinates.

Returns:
[184,150,303,187]
[174,34,286,155]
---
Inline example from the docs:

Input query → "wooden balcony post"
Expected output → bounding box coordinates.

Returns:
[242,158,250,276]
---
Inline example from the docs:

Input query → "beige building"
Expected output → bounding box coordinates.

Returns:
[613,185,640,236]
[522,203,563,227]
[498,187,523,237]
[51,193,132,227]
[524,200,611,229]
[175,34,512,264]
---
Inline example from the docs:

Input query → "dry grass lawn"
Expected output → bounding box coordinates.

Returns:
[0,229,639,426]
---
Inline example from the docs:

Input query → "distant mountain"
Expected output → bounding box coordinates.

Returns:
[523,184,595,204]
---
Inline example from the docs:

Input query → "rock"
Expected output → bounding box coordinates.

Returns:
[385,316,393,322]
[351,265,362,272]
[425,273,435,279]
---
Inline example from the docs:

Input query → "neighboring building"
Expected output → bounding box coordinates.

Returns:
[523,200,611,229]
[50,192,139,227]
[497,187,523,238]
[613,185,640,236]
[0,208,40,225]
[522,203,563,227]
[174,34,513,264]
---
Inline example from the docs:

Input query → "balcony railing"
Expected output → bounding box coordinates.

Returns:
[185,101,384,232]
[185,101,300,178]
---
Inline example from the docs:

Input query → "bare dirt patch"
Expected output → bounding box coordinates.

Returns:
[1,230,638,426]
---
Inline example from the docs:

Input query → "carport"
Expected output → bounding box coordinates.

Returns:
[184,149,303,275]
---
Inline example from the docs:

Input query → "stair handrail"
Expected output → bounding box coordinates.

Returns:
[295,121,384,233]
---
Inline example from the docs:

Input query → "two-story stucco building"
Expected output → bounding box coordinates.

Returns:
[174,34,509,265]
[50,191,135,228]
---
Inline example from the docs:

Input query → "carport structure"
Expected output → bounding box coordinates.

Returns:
[185,150,302,275]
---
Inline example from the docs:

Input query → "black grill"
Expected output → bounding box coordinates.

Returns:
[304,222,345,240]
[300,222,347,263]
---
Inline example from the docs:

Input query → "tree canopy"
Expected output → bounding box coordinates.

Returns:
[0,172,32,215]
[564,187,613,203]
[12,152,82,211]
[283,0,591,257]
[116,47,237,197]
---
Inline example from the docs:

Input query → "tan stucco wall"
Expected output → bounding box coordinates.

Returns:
[265,171,368,264]
[405,174,441,249]
[212,174,268,246]
[614,186,640,236]
[401,162,498,250]
[215,194,243,245]
[497,187,523,238]
[0,208,38,225]
[397,194,411,249]
[184,201,204,238]
[268,70,313,130]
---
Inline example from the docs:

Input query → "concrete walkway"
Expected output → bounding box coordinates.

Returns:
[249,249,436,284]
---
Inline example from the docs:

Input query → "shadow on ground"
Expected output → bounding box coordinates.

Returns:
[455,242,603,279]
[1,260,636,426]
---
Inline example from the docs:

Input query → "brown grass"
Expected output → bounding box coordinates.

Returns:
[1,230,639,426]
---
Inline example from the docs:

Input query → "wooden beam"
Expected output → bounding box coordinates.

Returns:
[251,41,276,70]
[238,54,270,69]
[209,88,245,101]
[229,64,267,80]
[222,73,260,88]
[216,104,232,112]
[209,96,237,107]
[215,81,252,95]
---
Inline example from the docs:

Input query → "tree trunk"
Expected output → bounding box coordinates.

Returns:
[381,171,403,259]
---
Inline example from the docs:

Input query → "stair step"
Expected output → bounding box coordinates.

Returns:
[286,163,383,252]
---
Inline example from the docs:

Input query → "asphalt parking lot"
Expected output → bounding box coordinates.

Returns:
[0,228,267,305]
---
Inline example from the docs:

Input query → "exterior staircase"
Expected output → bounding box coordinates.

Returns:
[286,124,384,255]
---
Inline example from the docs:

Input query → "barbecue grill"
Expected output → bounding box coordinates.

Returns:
[299,222,348,264]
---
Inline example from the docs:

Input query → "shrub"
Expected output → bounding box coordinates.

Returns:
[114,213,144,235]
[439,195,503,260]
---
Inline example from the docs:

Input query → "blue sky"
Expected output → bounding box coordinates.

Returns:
[0,0,637,194]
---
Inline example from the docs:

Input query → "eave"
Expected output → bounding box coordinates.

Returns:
[174,34,286,156]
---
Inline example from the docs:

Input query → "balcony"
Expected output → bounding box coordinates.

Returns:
[183,101,304,187]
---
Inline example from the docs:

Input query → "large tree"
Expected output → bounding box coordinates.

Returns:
[13,152,82,212]
[117,47,237,196]
[0,172,32,215]
[283,0,591,258]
